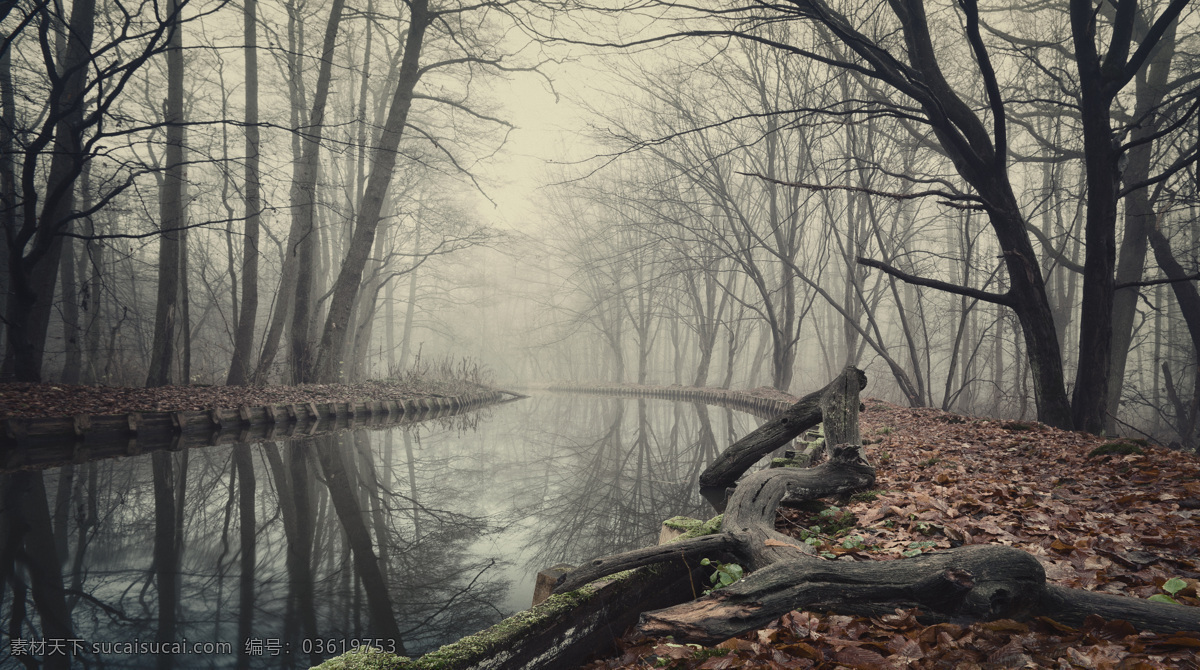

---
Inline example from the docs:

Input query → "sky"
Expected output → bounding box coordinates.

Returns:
[475,65,587,232]
[471,33,629,235]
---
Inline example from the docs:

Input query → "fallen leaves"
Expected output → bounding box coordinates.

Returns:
[583,610,1200,669]
[583,398,1200,669]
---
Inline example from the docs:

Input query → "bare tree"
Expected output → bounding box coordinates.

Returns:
[226,0,262,386]
[546,0,1196,429]
[146,0,188,387]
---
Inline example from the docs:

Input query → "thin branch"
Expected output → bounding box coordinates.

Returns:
[737,172,984,208]
[1115,273,1200,290]
[1025,223,1085,274]
[856,257,1013,306]
[958,0,1007,169]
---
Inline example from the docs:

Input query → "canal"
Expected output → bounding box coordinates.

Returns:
[1,393,760,668]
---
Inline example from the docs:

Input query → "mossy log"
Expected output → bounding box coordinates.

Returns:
[317,521,730,670]
[554,365,1200,646]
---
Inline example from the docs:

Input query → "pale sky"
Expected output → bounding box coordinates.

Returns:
[474,51,613,233]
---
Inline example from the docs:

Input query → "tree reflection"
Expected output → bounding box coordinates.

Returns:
[233,444,255,670]
[311,433,403,648]
[0,420,513,666]
[151,450,185,670]
[0,396,756,666]
[516,396,737,572]
[1,470,75,670]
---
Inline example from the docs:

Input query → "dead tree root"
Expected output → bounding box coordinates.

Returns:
[555,366,1200,649]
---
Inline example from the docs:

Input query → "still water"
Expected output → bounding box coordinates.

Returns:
[1,393,758,668]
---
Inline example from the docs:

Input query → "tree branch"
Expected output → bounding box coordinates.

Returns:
[1115,273,1200,290]
[856,257,1013,305]
[737,172,983,209]
[1024,224,1085,274]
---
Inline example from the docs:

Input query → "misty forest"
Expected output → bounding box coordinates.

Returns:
[4,0,1200,666]
[3,0,1200,439]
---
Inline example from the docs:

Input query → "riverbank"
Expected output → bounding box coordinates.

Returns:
[546,381,800,418]
[0,379,518,470]
[0,379,506,419]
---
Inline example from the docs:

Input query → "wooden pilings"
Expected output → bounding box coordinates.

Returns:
[546,383,794,419]
[0,390,508,472]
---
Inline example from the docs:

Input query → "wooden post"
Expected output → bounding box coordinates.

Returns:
[820,365,863,463]
[532,564,576,606]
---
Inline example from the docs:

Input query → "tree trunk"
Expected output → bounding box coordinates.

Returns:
[81,183,103,384]
[986,196,1073,430]
[386,279,397,372]
[227,0,261,386]
[4,0,96,382]
[311,0,430,382]
[288,0,346,384]
[698,369,866,488]
[351,274,388,382]
[1106,20,1176,431]
[146,0,186,387]
[1063,0,1187,434]
[1148,228,1200,374]
[0,35,13,355]
[179,219,190,382]
[59,224,81,383]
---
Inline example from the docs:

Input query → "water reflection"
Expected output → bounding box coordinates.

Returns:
[0,394,755,667]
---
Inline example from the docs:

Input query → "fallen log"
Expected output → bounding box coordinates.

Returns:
[555,365,1200,648]
[697,369,866,488]
[638,544,1046,644]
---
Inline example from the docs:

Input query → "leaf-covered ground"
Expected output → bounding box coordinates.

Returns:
[0,379,493,418]
[584,399,1200,669]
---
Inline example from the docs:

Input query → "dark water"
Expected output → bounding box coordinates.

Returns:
[0,394,757,668]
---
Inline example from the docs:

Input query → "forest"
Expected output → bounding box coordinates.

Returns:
[2,0,1199,445]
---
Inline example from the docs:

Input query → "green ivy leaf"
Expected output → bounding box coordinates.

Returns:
[1163,578,1187,595]
[1149,594,1181,605]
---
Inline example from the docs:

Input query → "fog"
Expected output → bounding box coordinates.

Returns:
[3,0,1199,444]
